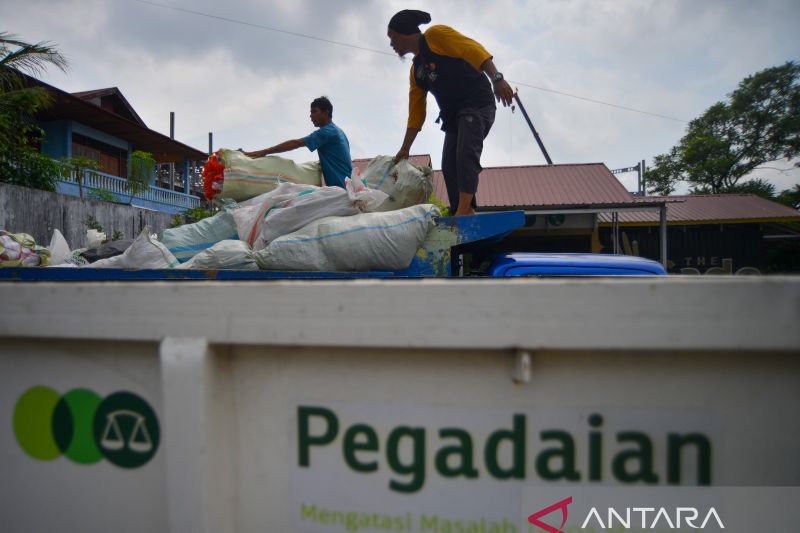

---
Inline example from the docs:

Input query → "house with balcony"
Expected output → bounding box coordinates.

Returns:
[23,74,207,214]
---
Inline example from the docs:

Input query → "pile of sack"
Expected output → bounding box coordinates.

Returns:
[4,155,437,273]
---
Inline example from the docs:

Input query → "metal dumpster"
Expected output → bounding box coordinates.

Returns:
[1,274,799,532]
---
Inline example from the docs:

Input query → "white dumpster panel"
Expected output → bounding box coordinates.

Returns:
[1,277,799,532]
[226,347,800,532]
[0,340,165,533]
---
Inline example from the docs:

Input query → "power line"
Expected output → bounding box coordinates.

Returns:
[127,0,689,123]
[128,0,396,57]
[509,80,688,123]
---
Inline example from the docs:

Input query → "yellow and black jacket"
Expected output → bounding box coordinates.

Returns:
[407,25,495,132]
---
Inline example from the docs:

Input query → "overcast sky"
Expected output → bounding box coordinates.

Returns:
[3,0,799,193]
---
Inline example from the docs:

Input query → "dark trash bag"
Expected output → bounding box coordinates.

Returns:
[79,239,134,263]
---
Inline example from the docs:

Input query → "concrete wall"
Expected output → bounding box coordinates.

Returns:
[0,182,174,248]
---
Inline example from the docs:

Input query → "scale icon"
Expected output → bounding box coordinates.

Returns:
[93,391,160,468]
[100,409,154,453]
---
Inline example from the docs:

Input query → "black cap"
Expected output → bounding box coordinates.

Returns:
[388,10,431,35]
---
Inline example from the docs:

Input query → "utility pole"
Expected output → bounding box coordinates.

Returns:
[640,159,646,196]
[611,160,648,196]
[169,112,175,191]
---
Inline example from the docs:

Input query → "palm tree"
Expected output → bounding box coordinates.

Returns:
[0,32,68,127]
[0,33,68,189]
[1,32,68,92]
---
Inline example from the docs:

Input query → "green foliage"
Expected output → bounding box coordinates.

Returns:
[426,191,451,217]
[647,61,800,195]
[184,205,216,223]
[644,148,682,196]
[0,34,68,193]
[170,206,216,228]
[85,215,103,232]
[0,87,50,149]
[689,178,777,200]
[60,155,99,199]
[127,150,155,201]
[776,184,800,210]
[0,146,60,191]
[111,229,123,241]
[0,32,68,92]
[1,32,67,154]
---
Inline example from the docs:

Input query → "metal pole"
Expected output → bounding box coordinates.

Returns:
[641,159,647,196]
[169,112,175,191]
[636,162,642,195]
[659,204,668,268]
[513,93,553,164]
[208,132,213,156]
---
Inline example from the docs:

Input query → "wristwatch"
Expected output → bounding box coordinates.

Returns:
[492,72,504,84]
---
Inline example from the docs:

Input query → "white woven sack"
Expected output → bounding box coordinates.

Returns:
[257,186,359,249]
[361,156,432,212]
[219,149,323,201]
[89,228,178,269]
[176,240,257,270]
[254,204,439,271]
[231,182,318,247]
[160,210,239,263]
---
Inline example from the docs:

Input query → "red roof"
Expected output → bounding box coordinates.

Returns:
[598,194,800,224]
[432,163,638,208]
[352,154,432,176]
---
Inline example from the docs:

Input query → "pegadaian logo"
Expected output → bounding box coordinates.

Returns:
[12,386,160,469]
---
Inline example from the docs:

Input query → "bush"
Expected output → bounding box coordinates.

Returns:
[170,206,216,228]
[0,147,61,191]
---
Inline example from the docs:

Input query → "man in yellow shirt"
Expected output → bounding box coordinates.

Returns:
[388,9,514,215]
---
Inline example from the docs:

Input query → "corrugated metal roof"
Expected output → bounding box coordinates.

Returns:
[432,163,637,208]
[598,194,800,224]
[352,154,432,176]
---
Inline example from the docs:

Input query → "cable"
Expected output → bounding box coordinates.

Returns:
[126,0,689,123]
[509,80,688,123]
[128,0,396,57]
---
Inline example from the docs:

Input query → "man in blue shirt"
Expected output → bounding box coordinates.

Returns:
[243,96,352,188]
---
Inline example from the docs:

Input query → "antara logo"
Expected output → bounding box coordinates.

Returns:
[528,497,725,531]
[528,496,573,533]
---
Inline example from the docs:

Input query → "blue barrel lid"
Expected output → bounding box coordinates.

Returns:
[488,253,667,276]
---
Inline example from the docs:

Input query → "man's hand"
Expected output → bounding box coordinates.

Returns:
[493,79,514,107]
[393,148,410,164]
[241,149,265,158]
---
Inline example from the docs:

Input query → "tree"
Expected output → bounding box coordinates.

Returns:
[60,155,98,199]
[0,32,68,190]
[127,150,155,203]
[646,62,800,195]
[776,184,800,210]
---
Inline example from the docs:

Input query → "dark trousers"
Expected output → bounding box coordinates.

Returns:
[441,104,496,211]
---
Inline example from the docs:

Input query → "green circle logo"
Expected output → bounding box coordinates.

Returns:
[93,391,160,468]
[13,386,159,469]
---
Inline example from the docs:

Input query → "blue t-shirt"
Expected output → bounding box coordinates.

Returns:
[303,123,352,189]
